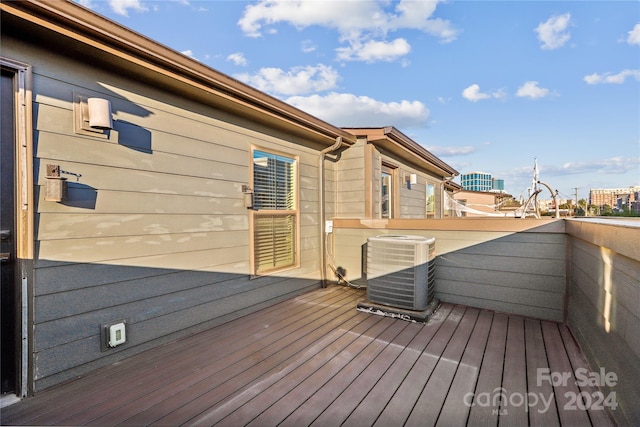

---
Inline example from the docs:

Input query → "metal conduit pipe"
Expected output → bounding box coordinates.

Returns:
[319,136,345,288]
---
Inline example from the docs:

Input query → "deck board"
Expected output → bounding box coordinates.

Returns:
[463,311,508,426]
[308,319,422,426]
[558,325,617,426]
[7,287,344,425]
[279,318,408,426]
[542,321,593,427]
[525,318,560,427]
[371,303,457,427]
[501,316,529,426]
[405,307,480,427]
[435,309,493,426]
[1,286,614,427]
[244,315,394,426]
[341,304,454,427]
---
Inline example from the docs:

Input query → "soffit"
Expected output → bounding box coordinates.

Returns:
[343,127,458,178]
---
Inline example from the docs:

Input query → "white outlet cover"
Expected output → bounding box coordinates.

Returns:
[108,322,126,347]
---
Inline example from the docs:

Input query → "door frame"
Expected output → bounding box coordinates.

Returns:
[1,57,34,398]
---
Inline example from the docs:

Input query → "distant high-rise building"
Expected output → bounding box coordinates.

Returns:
[460,172,505,193]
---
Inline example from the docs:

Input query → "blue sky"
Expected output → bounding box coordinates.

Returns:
[78,0,639,200]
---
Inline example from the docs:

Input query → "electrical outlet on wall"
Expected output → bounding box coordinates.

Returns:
[325,220,333,233]
[101,320,128,351]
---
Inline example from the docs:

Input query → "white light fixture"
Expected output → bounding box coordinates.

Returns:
[87,97,113,129]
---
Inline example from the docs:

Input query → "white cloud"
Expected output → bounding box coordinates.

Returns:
[227,52,248,66]
[108,0,148,16]
[301,39,317,53]
[285,92,430,128]
[336,38,411,63]
[628,23,640,45]
[77,0,94,8]
[181,50,195,58]
[584,69,640,84]
[426,145,477,157]
[462,84,505,102]
[237,0,457,63]
[535,13,572,50]
[546,156,640,176]
[235,64,340,96]
[516,81,550,99]
[462,84,489,102]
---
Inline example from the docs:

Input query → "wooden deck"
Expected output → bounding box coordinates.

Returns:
[1,286,615,426]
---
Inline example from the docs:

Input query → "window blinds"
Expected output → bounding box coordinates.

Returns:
[252,150,297,273]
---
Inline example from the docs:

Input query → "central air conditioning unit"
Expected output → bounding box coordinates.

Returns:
[366,235,436,311]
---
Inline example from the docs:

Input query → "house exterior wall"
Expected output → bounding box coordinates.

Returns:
[3,34,329,391]
[333,139,445,220]
[335,139,367,218]
[565,219,640,426]
[453,190,507,217]
[331,218,567,322]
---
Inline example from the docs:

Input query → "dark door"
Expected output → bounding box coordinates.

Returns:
[1,68,17,395]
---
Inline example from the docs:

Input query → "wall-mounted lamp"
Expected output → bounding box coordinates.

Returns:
[45,164,68,202]
[74,92,112,138]
[87,97,113,129]
[242,185,254,209]
[405,173,418,190]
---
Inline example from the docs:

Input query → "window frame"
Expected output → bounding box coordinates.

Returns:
[249,146,300,275]
[381,163,396,219]
[426,182,436,218]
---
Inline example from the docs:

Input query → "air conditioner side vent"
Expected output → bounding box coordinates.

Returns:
[366,235,436,311]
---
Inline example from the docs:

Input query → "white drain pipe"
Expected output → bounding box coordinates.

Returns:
[319,136,345,287]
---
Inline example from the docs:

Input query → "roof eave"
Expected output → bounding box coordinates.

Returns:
[1,0,356,148]
[342,127,458,178]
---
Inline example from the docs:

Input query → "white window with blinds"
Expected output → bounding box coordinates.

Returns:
[252,149,298,274]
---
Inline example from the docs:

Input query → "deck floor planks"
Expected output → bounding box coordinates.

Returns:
[524,318,560,426]
[466,311,509,426]
[340,304,457,427]
[500,316,529,427]
[64,289,362,426]
[0,286,615,427]
[308,317,426,426]
[434,309,493,427]
[125,293,364,426]
[404,307,481,427]
[242,316,395,426]
[371,303,460,427]
[541,320,592,427]
[196,312,379,425]
[558,325,617,426]
[7,287,345,425]
[277,318,410,427]
[213,313,387,426]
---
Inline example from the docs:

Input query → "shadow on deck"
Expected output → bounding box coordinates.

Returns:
[1,286,616,426]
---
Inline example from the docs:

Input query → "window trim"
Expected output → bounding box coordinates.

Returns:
[381,163,397,219]
[426,182,436,218]
[249,146,300,275]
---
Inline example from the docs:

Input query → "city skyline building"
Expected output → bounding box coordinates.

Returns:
[460,171,505,193]
[589,186,640,210]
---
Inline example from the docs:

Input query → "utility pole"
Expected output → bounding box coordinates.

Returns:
[573,187,579,215]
